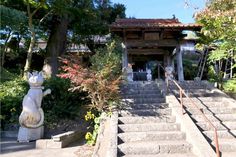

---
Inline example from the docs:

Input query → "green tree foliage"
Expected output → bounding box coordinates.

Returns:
[1,0,125,77]
[195,0,236,89]
[1,0,48,77]
[195,0,236,60]
[195,0,236,45]
[0,5,27,30]
[0,5,27,67]
[44,0,125,77]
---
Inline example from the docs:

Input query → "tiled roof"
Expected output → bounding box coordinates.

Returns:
[110,18,202,30]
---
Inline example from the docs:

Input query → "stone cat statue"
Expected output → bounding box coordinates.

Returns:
[19,71,51,128]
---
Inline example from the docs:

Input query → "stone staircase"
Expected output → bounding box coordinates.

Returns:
[118,81,196,157]
[170,81,236,157]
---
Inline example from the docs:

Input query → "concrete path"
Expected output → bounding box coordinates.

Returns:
[0,137,94,157]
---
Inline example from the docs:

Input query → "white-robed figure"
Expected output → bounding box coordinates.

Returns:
[146,69,152,81]
[126,63,133,82]
[18,71,51,142]
[165,66,174,85]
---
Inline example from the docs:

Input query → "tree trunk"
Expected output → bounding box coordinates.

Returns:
[44,14,69,77]
[23,15,35,79]
[230,51,233,78]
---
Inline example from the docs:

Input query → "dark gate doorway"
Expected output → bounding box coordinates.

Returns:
[129,54,164,81]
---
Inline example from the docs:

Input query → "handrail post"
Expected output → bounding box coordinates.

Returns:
[214,128,220,157]
[179,89,184,115]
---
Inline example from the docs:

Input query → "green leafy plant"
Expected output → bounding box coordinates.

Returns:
[84,111,101,145]
[0,77,28,129]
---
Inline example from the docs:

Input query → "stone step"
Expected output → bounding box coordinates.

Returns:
[208,107,236,114]
[121,86,160,90]
[203,130,236,140]
[120,103,168,110]
[119,108,172,117]
[221,152,236,157]
[118,140,192,155]
[118,116,176,124]
[191,114,236,122]
[121,98,165,104]
[184,102,230,108]
[168,84,207,89]
[121,90,161,95]
[185,107,236,115]
[118,131,186,143]
[121,94,163,99]
[118,123,180,133]
[120,153,197,157]
[182,97,222,102]
[196,121,236,131]
[187,93,226,97]
[183,89,211,92]
[172,90,212,97]
[121,82,158,88]
[213,139,236,152]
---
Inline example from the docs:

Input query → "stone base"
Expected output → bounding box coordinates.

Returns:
[17,126,44,142]
[36,130,83,149]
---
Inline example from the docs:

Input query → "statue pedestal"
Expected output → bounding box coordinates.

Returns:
[17,126,44,142]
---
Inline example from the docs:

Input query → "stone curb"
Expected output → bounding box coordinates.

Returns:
[107,111,118,157]
[92,113,107,157]
[92,111,118,157]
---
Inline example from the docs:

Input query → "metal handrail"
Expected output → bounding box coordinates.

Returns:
[159,64,220,157]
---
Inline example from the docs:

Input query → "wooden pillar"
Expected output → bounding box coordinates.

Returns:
[171,48,176,68]
[171,57,175,68]
[176,47,184,81]
[167,55,171,66]
[163,54,168,67]
[121,43,128,71]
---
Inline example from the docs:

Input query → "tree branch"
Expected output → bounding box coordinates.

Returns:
[26,0,31,17]
[31,4,42,17]
[39,10,53,24]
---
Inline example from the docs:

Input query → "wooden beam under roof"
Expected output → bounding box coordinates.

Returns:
[126,39,178,48]
[127,48,169,55]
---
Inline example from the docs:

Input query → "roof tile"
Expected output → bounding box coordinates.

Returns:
[110,18,201,30]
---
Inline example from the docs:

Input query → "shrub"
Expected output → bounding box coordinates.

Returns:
[59,39,122,112]
[42,77,89,125]
[223,77,236,93]
[1,68,19,82]
[0,77,28,129]
[207,65,224,89]
[183,59,198,80]
[0,76,89,130]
